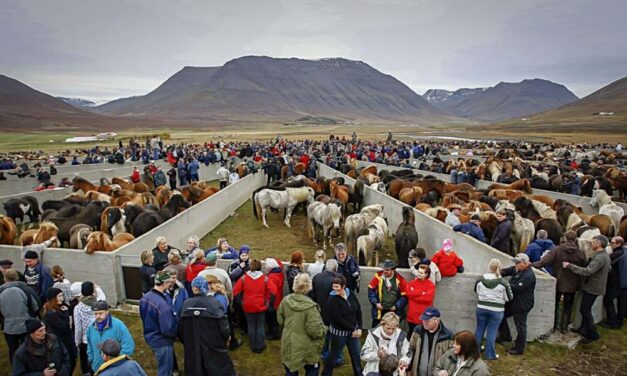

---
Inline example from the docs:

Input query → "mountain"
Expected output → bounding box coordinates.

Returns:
[423,79,578,121]
[58,97,97,108]
[96,56,451,123]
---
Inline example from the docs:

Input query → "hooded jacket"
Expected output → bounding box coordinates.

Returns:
[525,239,555,265]
[433,348,490,376]
[277,293,326,372]
[325,288,362,335]
[501,266,536,313]
[0,281,40,335]
[531,240,587,293]
[431,249,464,277]
[474,273,513,312]
[361,326,410,376]
[233,271,278,313]
[491,218,513,254]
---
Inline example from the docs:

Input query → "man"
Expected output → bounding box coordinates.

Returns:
[1,259,24,286]
[602,236,626,329]
[563,235,611,343]
[179,276,236,376]
[12,318,71,376]
[198,252,233,301]
[0,269,40,363]
[367,260,407,327]
[531,230,587,333]
[228,168,239,185]
[94,339,147,376]
[217,164,230,189]
[23,249,53,303]
[444,205,461,227]
[498,253,536,355]
[311,259,343,366]
[452,214,486,243]
[153,166,167,187]
[491,209,513,255]
[408,307,454,376]
[86,300,135,372]
[524,230,555,270]
[334,243,360,292]
[139,271,179,376]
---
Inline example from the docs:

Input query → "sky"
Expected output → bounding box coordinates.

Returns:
[2,0,627,101]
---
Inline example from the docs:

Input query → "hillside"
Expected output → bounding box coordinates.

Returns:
[96,56,453,124]
[422,88,487,111]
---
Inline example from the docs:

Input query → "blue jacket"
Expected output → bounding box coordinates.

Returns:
[165,282,189,320]
[525,239,555,274]
[95,355,147,376]
[139,289,178,348]
[187,160,199,175]
[205,246,239,259]
[335,255,361,292]
[24,263,54,303]
[453,222,487,243]
[86,315,135,372]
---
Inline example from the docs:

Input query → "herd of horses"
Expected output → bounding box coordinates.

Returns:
[1,175,219,253]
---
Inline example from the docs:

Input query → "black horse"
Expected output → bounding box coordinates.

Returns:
[394,206,419,268]
[130,195,191,237]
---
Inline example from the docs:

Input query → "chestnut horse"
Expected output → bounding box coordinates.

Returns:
[84,231,135,254]
[0,215,17,245]
[487,179,533,194]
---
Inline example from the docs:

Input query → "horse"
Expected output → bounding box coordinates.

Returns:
[181,185,219,204]
[394,206,418,268]
[236,163,248,178]
[129,194,191,237]
[20,221,60,247]
[577,226,602,259]
[0,215,17,245]
[329,180,350,213]
[487,179,532,194]
[72,176,98,193]
[620,215,627,239]
[495,201,535,252]
[85,190,112,203]
[99,207,126,236]
[348,180,365,213]
[356,216,388,266]
[513,196,563,245]
[69,224,92,249]
[530,200,557,220]
[155,186,172,208]
[398,186,424,206]
[591,189,624,232]
[307,201,342,250]
[488,189,524,201]
[49,201,109,245]
[3,195,41,225]
[344,204,385,255]
[84,231,135,254]
[253,186,315,228]
[370,182,386,193]
[112,177,149,193]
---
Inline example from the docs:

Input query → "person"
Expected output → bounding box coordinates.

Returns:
[490,210,512,255]
[406,265,436,334]
[452,214,487,243]
[23,249,54,303]
[154,166,167,187]
[167,166,177,190]
[152,236,179,271]
[179,276,236,376]
[51,265,73,303]
[498,253,536,355]
[0,268,40,363]
[433,330,490,376]
[185,249,207,292]
[524,230,555,270]
[322,276,363,376]
[130,167,141,184]
[277,273,326,376]
[228,168,239,185]
[285,251,305,294]
[474,258,512,360]
[206,238,239,259]
[198,252,233,301]
[409,248,442,284]
[367,260,408,327]
[531,230,587,333]
[1,259,24,286]
[563,235,611,343]
[140,250,156,295]
[183,235,203,264]
[431,239,464,278]
[43,287,77,374]
[308,249,326,277]
[217,164,230,189]
[334,243,361,292]
[232,259,278,353]
[74,281,97,376]
[93,339,147,376]
[162,249,187,284]
[311,259,344,366]
[265,257,285,340]
[360,312,410,376]
[444,205,462,227]
[603,236,626,329]
[408,306,454,376]
[86,300,135,372]
[139,271,179,376]
[228,245,251,335]
[12,318,71,376]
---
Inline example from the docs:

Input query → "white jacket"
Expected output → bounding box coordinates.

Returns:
[360,326,410,376]
[474,273,513,312]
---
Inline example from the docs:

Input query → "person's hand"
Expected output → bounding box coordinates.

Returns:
[352,329,362,338]
[437,371,449,376]
[376,303,383,310]
[399,360,408,369]
[43,368,56,376]
[562,261,570,268]
[50,236,57,242]
[240,262,246,268]
[377,346,387,358]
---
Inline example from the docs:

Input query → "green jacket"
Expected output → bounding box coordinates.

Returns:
[277,292,326,372]
[433,348,490,376]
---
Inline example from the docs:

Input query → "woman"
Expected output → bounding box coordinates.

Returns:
[43,287,77,374]
[206,275,229,313]
[434,330,490,376]
[183,235,202,264]
[474,258,512,360]
[163,249,187,283]
[206,238,239,259]
[152,236,180,271]
[409,247,441,284]
[361,312,410,376]
[405,265,436,334]
[277,273,326,376]
[186,249,208,293]
[265,257,285,340]
[74,281,97,376]
[322,276,363,376]
[308,249,326,277]
[229,245,251,336]
[285,251,305,294]
[140,250,156,295]
[51,264,73,304]
[233,259,278,353]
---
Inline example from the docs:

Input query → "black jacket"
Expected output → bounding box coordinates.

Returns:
[311,270,339,324]
[12,333,70,376]
[325,290,362,331]
[608,246,626,288]
[501,266,536,313]
[491,219,512,254]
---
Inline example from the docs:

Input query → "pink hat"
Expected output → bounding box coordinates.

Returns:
[442,239,453,251]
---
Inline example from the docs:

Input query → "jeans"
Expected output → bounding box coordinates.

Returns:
[153,149,161,161]
[245,312,266,352]
[285,363,320,376]
[321,331,344,364]
[579,292,600,340]
[219,180,227,189]
[603,286,626,328]
[152,345,174,376]
[555,292,576,331]
[4,332,25,364]
[322,333,362,376]
[475,308,504,359]
[498,309,529,352]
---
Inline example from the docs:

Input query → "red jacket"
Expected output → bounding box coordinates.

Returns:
[431,249,464,277]
[130,170,140,183]
[233,272,278,313]
[266,259,284,309]
[185,262,207,283]
[405,278,435,324]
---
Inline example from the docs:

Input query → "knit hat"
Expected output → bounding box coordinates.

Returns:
[25,318,45,334]
[24,250,38,260]
[70,282,82,298]
[191,276,209,295]
[265,258,279,270]
[0,259,13,266]
[239,245,250,254]
[45,287,63,302]
[81,281,95,296]
[442,239,453,252]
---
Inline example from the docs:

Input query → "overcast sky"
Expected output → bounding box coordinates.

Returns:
[2,0,626,101]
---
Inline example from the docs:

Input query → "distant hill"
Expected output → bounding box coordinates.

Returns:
[96,56,452,124]
[423,79,578,121]
[58,97,97,108]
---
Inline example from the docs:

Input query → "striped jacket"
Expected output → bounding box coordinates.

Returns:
[474,273,512,312]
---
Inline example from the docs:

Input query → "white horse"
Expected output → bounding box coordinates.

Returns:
[345,204,384,254]
[578,227,602,259]
[254,186,315,228]
[590,189,624,231]
[370,182,386,193]
[356,216,388,266]
[531,200,557,220]
[496,200,535,252]
[307,201,342,250]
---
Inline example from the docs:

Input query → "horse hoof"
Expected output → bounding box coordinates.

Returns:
[264,224,270,228]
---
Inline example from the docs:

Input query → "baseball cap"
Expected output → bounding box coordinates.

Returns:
[419,306,441,321]
[380,259,397,270]
[92,300,110,312]
[513,253,530,263]
[206,252,218,262]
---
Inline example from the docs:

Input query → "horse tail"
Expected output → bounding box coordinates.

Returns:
[607,223,615,237]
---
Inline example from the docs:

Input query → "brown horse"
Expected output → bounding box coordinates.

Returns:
[111,177,149,193]
[236,163,248,178]
[20,222,60,247]
[280,163,306,179]
[0,215,18,245]
[528,194,555,207]
[84,231,135,254]
[181,185,219,205]
[388,178,446,201]
[315,194,333,205]
[72,176,98,194]
[620,215,627,239]
[304,177,327,196]
[444,182,476,193]
[330,180,350,211]
[488,189,525,201]
[398,186,423,206]
[487,179,533,194]
[156,186,172,208]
